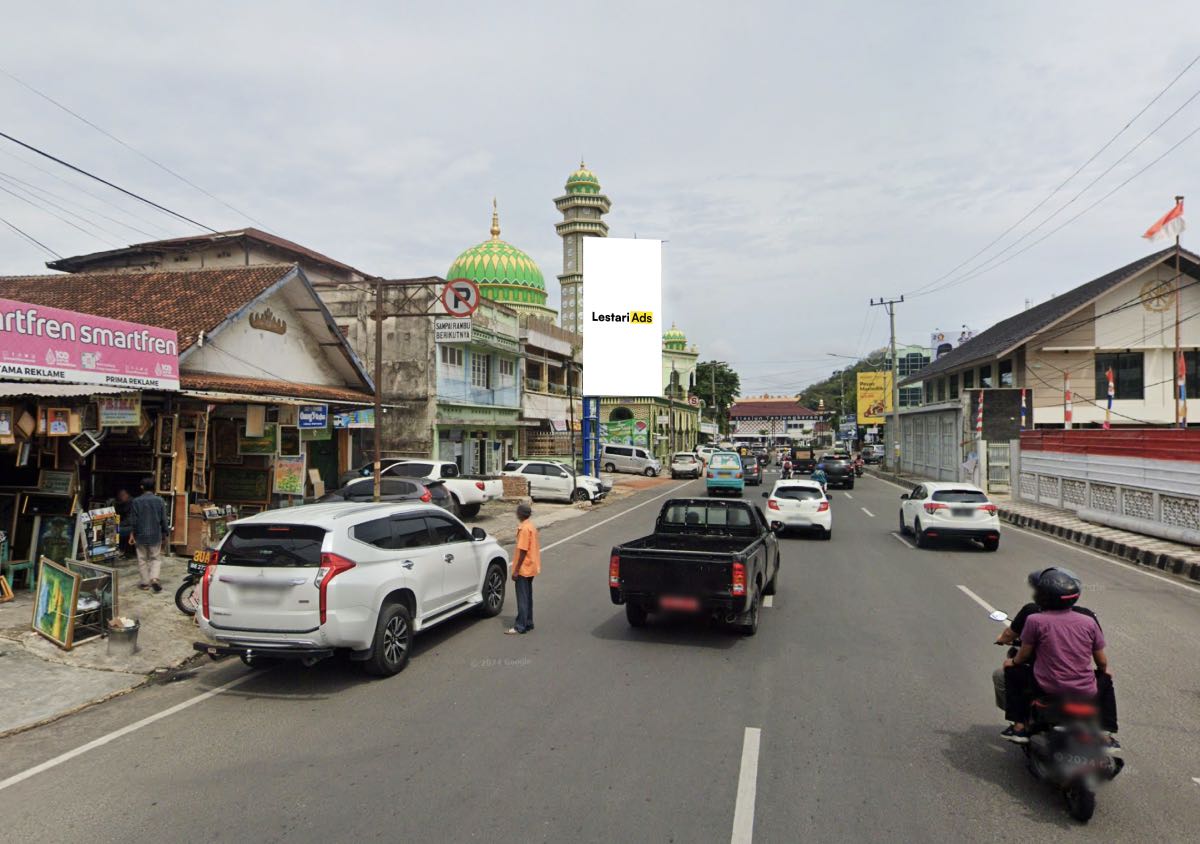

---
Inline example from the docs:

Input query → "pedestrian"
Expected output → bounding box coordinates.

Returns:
[505,502,540,635]
[114,488,134,558]
[129,476,170,592]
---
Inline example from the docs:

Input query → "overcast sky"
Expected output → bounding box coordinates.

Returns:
[4,1,1200,395]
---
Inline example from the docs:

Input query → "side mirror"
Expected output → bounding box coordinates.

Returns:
[761,492,768,498]
[471,527,486,541]
[899,493,909,500]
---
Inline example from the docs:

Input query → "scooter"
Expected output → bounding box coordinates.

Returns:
[988,610,1123,823]
[174,556,209,616]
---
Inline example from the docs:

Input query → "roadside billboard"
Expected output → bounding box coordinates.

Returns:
[0,297,179,390]
[856,372,893,424]
[600,418,649,446]
[581,238,663,397]
[930,327,974,359]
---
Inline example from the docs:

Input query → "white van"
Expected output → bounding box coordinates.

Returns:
[600,444,661,476]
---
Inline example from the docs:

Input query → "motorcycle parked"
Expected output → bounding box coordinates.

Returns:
[988,610,1123,823]
[174,554,211,616]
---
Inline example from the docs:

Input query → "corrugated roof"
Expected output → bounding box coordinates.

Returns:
[730,399,820,417]
[907,247,1200,385]
[180,373,373,403]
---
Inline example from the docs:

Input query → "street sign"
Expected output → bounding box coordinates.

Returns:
[434,317,472,343]
[441,278,481,317]
[687,395,700,407]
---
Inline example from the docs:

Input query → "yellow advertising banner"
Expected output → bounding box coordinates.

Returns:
[856,372,893,424]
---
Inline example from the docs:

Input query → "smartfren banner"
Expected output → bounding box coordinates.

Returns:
[581,238,663,396]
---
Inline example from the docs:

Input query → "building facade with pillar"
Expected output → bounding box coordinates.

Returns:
[554,161,610,334]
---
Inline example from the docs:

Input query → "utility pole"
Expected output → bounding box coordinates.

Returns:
[373,276,384,502]
[870,296,904,471]
[669,360,677,455]
[568,348,578,490]
[710,363,718,437]
[1176,194,1185,428]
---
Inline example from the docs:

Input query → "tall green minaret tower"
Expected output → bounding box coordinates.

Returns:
[554,160,611,334]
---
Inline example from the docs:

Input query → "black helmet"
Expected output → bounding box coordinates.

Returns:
[1033,568,1082,610]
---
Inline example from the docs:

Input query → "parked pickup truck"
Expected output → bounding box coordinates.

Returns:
[371,460,503,519]
[608,498,780,635]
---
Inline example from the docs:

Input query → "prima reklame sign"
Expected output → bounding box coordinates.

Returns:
[581,238,662,397]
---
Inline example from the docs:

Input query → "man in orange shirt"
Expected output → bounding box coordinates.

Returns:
[505,503,540,635]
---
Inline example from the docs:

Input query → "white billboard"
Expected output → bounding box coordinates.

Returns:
[930,327,974,359]
[581,238,663,396]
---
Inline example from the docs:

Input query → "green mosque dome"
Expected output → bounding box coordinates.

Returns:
[565,160,602,195]
[447,201,547,307]
[664,323,688,351]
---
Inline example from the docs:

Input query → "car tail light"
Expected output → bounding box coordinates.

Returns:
[201,559,216,618]
[817,501,830,512]
[315,552,356,624]
[767,499,780,510]
[979,503,998,514]
[731,561,747,596]
[420,488,433,503]
[707,470,714,479]
[924,502,948,514]
[734,471,743,479]
[609,554,620,587]
[475,481,486,491]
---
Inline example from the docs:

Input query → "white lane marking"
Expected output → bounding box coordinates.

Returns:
[1007,524,1200,597]
[763,595,774,608]
[890,532,914,549]
[542,482,687,553]
[843,492,854,500]
[0,672,257,794]
[1192,776,1200,786]
[731,727,762,844]
[956,584,999,615]
[861,507,875,518]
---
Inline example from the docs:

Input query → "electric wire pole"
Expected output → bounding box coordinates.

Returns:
[870,296,904,471]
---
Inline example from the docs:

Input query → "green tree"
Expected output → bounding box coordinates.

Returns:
[695,360,741,433]
[796,349,889,420]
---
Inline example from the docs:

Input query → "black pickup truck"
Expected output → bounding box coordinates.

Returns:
[608,498,780,635]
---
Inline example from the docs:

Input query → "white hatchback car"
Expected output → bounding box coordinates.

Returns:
[898,482,1001,551]
[502,460,608,503]
[195,502,510,676]
[762,479,832,539]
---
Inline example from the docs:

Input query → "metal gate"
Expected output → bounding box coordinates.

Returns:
[986,441,1011,493]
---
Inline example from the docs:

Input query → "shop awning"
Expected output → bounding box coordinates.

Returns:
[180,373,374,405]
[0,382,132,398]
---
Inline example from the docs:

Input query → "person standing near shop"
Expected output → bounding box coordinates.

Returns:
[114,488,134,558]
[129,477,169,592]
[505,503,540,635]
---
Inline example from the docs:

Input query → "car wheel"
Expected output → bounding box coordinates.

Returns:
[914,519,929,549]
[764,557,779,595]
[478,561,506,617]
[644,467,656,477]
[983,537,1000,552]
[570,488,590,503]
[625,602,649,628]
[364,602,413,676]
[738,588,760,636]
[449,494,462,517]
[604,463,616,473]
[822,528,832,541]
[459,503,481,519]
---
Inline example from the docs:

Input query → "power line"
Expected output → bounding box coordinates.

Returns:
[0,66,272,231]
[0,182,119,247]
[0,130,217,232]
[0,171,130,243]
[906,50,1200,298]
[0,167,160,238]
[0,213,60,258]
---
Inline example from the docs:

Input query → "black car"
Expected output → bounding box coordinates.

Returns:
[337,458,410,487]
[741,456,763,486]
[818,453,855,489]
[319,476,456,514]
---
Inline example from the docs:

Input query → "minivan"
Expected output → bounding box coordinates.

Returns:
[600,444,661,476]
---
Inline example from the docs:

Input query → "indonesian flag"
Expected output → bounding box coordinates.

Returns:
[1143,199,1185,242]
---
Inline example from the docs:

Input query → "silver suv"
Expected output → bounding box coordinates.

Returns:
[601,444,661,476]
[195,502,509,676]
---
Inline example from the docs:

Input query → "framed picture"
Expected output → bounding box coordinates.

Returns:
[156,455,174,493]
[37,406,48,435]
[278,426,301,457]
[0,406,12,438]
[273,455,306,496]
[47,407,71,437]
[156,414,177,455]
[15,409,35,438]
[32,557,81,650]
[16,441,32,467]
[97,395,141,428]
[38,469,75,496]
[212,419,241,464]
[69,431,102,458]
[36,514,76,563]
[239,423,278,455]
[137,409,153,439]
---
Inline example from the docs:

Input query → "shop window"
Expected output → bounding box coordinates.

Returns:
[979,364,993,388]
[899,386,922,407]
[471,353,492,389]
[1094,352,1143,400]
[936,378,946,402]
[999,359,1014,387]
[924,381,934,404]
[1184,351,1200,398]
[962,369,974,389]
[440,346,463,367]
[949,374,959,400]
[499,358,515,385]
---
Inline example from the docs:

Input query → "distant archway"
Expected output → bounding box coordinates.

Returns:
[609,407,634,422]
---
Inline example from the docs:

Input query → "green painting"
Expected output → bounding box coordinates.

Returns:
[239,423,278,455]
[32,558,80,649]
[37,515,76,564]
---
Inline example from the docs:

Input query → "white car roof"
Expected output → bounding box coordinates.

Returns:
[771,480,823,491]
[232,501,443,527]
[919,481,986,493]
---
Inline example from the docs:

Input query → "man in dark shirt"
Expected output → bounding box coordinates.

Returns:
[129,477,170,592]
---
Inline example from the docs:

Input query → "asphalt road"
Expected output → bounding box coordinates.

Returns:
[2,470,1199,842]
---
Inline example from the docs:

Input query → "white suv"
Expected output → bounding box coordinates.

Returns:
[762,479,832,539]
[195,502,510,675]
[502,460,608,503]
[898,482,1000,551]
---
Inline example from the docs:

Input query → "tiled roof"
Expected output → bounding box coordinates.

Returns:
[0,265,297,352]
[181,373,372,403]
[908,247,1200,385]
[730,399,820,417]
[46,228,362,275]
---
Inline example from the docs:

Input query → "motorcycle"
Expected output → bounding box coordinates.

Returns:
[988,610,1123,823]
[174,552,211,616]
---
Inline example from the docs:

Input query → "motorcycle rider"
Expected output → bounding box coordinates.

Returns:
[781,457,793,479]
[810,465,828,493]
[999,568,1117,751]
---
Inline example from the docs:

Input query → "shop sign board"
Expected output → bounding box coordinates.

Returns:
[434,318,472,344]
[332,409,374,429]
[297,405,328,429]
[97,394,142,427]
[0,297,180,390]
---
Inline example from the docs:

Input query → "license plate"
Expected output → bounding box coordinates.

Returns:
[193,549,214,564]
[238,585,283,606]
[660,595,700,612]
[187,561,208,575]
[952,508,975,517]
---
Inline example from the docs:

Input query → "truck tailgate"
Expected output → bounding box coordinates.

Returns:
[617,550,737,596]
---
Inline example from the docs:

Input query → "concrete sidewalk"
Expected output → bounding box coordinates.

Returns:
[867,468,1200,583]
